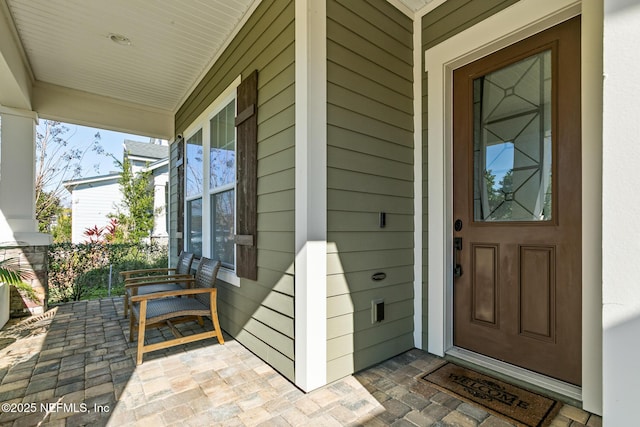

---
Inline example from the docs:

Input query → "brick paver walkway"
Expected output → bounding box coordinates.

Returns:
[0,298,602,426]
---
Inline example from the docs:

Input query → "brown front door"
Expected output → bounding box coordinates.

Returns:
[452,17,581,385]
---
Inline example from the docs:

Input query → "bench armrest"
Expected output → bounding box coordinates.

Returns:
[131,287,216,302]
[125,276,195,289]
[120,268,177,279]
[124,274,193,285]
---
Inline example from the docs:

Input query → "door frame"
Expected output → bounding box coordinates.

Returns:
[423,0,602,412]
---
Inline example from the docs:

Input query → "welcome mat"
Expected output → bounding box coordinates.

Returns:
[421,363,560,427]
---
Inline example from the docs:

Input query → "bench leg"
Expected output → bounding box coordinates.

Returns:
[129,311,135,342]
[136,300,148,365]
[124,292,129,318]
[210,291,224,345]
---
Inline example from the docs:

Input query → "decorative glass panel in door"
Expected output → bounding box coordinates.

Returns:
[473,50,552,222]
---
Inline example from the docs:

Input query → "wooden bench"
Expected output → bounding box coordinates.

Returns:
[128,257,224,365]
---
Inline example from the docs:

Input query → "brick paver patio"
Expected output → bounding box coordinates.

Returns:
[0,298,602,426]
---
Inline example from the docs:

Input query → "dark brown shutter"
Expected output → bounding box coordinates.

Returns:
[234,70,258,280]
[176,136,185,252]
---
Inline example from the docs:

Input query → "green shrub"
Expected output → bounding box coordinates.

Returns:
[47,243,167,304]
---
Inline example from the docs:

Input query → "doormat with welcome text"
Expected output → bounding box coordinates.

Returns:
[421,363,560,427]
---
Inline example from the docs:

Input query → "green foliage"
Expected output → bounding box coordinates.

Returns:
[47,243,167,304]
[9,281,39,302]
[0,257,24,285]
[0,254,38,302]
[52,208,72,243]
[110,153,155,243]
[483,169,514,220]
[36,191,62,233]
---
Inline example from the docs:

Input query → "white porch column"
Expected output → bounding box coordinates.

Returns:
[294,0,327,392]
[0,107,50,245]
[602,0,640,423]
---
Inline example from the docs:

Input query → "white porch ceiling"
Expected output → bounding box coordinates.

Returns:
[3,0,432,117]
[4,0,258,113]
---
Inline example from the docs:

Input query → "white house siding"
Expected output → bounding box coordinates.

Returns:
[326,0,415,383]
[151,166,169,241]
[70,178,121,243]
[68,162,168,244]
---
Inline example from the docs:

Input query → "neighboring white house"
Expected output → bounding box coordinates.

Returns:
[63,139,168,244]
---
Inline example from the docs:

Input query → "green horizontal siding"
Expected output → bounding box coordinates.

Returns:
[175,0,294,130]
[422,0,520,50]
[326,0,414,384]
[327,334,414,381]
[171,0,295,382]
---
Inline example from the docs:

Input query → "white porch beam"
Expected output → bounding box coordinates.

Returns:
[294,0,327,392]
[32,82,174,140]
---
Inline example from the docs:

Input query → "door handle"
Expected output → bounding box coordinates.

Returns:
[454,237,463,277]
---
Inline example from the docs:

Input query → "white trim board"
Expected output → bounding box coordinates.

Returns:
[423,0,601,413]
[294,0,327,393]
[412,9,423,350]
